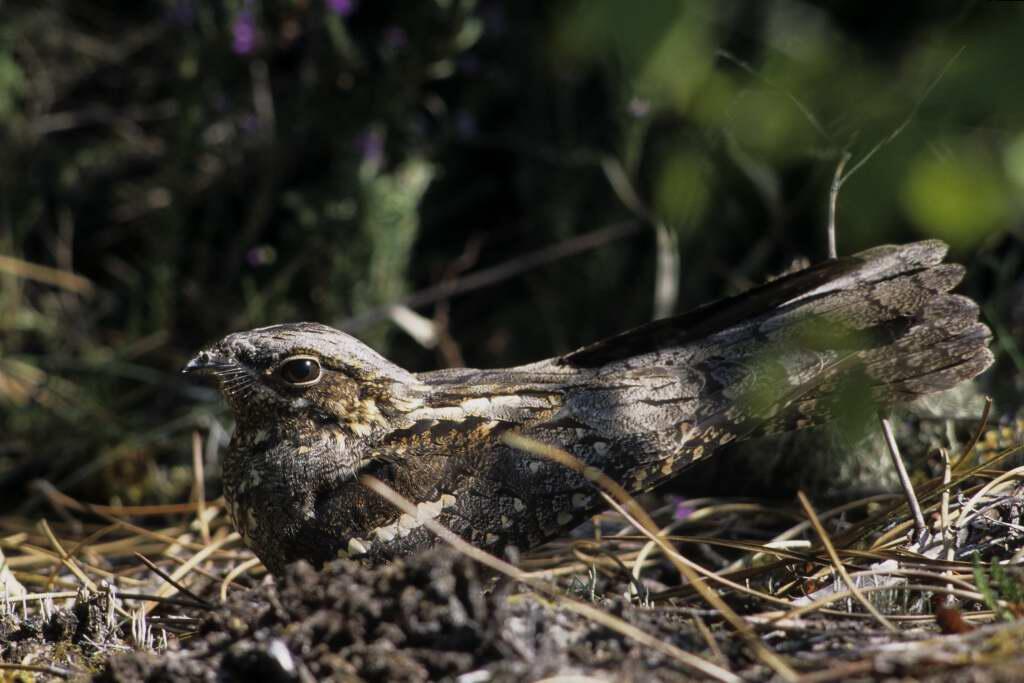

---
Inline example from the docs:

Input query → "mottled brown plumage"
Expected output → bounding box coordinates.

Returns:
[185,241,993,572]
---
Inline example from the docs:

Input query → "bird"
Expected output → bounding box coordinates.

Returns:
[184,240,993,573]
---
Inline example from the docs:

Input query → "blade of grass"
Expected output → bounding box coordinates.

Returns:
[502,432,799,682]
[134,552,213,609]
[797,491,896,632]
[951,396,993,471]
[191,431,210,545]
[219,557,263,603]
[359,474,742,683]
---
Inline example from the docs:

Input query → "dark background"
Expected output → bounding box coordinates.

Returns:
[2,0,1021,508]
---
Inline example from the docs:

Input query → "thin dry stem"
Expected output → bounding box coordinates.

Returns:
[797,492,896,632]
[952,396,993,471]
[39,519,97,592]
[134,553,213,609]
[879,414,927,542]
[220,557,263,603]
[502,432,799,682]
[827,151,851,259]
[192,431,210,545]
[360,474,742,683]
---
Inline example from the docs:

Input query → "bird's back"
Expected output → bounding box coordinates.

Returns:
[403,240,991,556]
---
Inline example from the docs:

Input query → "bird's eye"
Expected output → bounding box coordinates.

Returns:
[277,357,322,385]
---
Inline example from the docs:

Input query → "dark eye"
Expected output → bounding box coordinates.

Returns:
[278,357,321,385]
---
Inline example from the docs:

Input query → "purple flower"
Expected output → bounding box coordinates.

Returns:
[232,10,256,56]
[673,500,695,521]
[326,0,356,17]
[356,128,385,168]
[246,245,277,267]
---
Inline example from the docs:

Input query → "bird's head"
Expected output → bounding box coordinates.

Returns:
[183,322,422,432]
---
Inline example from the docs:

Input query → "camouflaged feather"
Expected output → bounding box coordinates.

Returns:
[188,240,993,572]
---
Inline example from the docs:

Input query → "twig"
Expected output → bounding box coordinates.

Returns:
[691,614,728,668]
[39,519,97,593]
[825,116,924,549]
[3,590,79,602]
[953,465,1024,532]
[951,396,993,471]
[62,523,125,569]
[652,223,680,320]
[838,46,965,186]
[502,433,799,682]
[878,413,927,542]
[505,458,806,612]
[797,491,897,633]
[824,46,963,269]
[0,662,75,678]
[796,660,875,683]
[191,431,210,545]
[388,305,438,349]
[134,553,213,610]
[220,557,263,603]
[777,582,998,624]
[359,475,742,683]
[827,151,851,259]
[859,447,1020,551]
[337,222,642,331]
[0,254,94,295]
[598,158,679,319]
[117,591,217,610]
[34,479,204,517]
[163,541,237,584]
[715,49,831,142]
[600,157,653,222]
[86,510,221,553]
[139,531,237,614]
[3,542,136,586]
[940,448,955,567]
[598,490,805,681]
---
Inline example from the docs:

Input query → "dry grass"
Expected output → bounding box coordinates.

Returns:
[1,405,1023,680]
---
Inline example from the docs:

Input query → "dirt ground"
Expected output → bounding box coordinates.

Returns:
[3,414,1023,682]
[1,543,1021,682]
[76,550,729,682]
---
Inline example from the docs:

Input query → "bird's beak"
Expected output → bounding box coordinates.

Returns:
[182,348,235,376]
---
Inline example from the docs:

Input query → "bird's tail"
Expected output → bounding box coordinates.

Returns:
[558,240,993,488]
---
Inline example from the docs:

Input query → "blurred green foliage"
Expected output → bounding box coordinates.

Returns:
[0,0,1021,508]
[973,552,1024,621]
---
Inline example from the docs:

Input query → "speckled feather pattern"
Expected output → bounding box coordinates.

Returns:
[189,241,993,572]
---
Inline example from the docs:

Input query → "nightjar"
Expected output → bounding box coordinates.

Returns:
[185,241,993,572]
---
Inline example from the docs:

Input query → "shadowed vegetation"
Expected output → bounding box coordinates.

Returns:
[1,1,1023,680]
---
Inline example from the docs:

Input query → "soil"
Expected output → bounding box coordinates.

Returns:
[2,414,1022,682]
[94,550,718,682]
[4,543,1023,682]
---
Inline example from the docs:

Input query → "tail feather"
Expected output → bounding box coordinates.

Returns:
[558,240,968,369]
[707,257,991,437]
[566,240,994,491]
